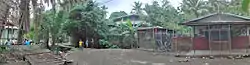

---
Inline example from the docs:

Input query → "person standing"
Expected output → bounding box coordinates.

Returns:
[85,39,89,48]
[91,38,94,48]
[79,39,83,50]
[5,39,12,49]
[25,39,31,48]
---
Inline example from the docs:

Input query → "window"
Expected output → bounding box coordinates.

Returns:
[205,30,229,41]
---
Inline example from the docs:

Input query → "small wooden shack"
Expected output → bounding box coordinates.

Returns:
[176,13,250,56]
[137,27,174,51]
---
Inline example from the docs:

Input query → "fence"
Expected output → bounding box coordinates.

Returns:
[137,27,174,52]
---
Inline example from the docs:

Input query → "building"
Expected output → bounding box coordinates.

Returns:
[175,13,250,56]
[0,21,18,45]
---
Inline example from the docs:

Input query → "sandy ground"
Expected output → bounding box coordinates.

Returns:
[66,49,250,65]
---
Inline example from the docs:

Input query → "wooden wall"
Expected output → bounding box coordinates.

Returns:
[173,36,249,51]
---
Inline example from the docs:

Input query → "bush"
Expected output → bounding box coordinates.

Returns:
[99,39,119,49]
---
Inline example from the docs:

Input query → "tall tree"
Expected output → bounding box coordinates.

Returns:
[144,1,184,30]
[60,0,108,47]
[17,0,30,43]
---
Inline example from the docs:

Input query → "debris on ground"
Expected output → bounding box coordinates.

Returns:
[169,59,174,63]
[24,52,69,65]
[0,45,73,65]
[175,53,180,57]
[202,56,214,59]
[226,55,244,60]
[178,59,190,62]
[0,53,28,65]
[203,63,209,65]
[242,54,250,58]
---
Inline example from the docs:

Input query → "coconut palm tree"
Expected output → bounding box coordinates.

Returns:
[132,1,143,15]
[181,0,210,17]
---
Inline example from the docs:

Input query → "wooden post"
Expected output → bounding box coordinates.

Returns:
[173,29,178,53]
[192,26,195,56]
[246,25,248,53]
[153,28,156,51]
[228,24,232,54]
[11,26,13,39]
[208,25,212,55]
[137,31,140,48]
[247,25,250,53]
[7,26,9,40]
[219,25,222,55]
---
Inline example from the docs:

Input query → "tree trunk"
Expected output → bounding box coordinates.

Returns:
[17,14,24,44]
[51,34,56,50]
[18,0,30,44]
[32,0,39,43]
[43,30,50,49]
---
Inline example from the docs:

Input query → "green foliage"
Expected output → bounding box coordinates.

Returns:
[99,39,119,49]
[61,1,119,48]
[106,20,138,48]
[24,31,35,40]
[39,9,68,47]
[0,46,8,53]
[132,1,143,15]
[109,11,128,19]
[181,0,247,18]
[63,1,107,36]
[242,0,250,12]
[24,25,35,40]
[143,1,188,34]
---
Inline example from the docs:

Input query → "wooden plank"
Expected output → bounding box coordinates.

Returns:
[192,26,195,56]
[208,25,212,55]
[246,25,249,53]
[228,24,232,54]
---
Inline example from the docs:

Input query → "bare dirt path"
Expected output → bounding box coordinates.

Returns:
[66,49,250,65]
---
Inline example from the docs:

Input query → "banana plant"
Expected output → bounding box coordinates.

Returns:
[242,0,250,12]
[108,19,139,48]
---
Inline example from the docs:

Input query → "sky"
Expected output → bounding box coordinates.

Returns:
[45,0,182,16]
[96,0,182,17]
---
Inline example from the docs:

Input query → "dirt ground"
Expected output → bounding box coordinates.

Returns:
[0,45,65,65]
[2,46,250,65]
[66,49,250,65]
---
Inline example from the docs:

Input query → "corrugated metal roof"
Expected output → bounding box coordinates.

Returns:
[137,26,174,31]
[181,13,250,25]
[113,14,140,21]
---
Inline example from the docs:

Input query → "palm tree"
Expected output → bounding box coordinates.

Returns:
[181,0,209,17]
[132,1,143,15]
